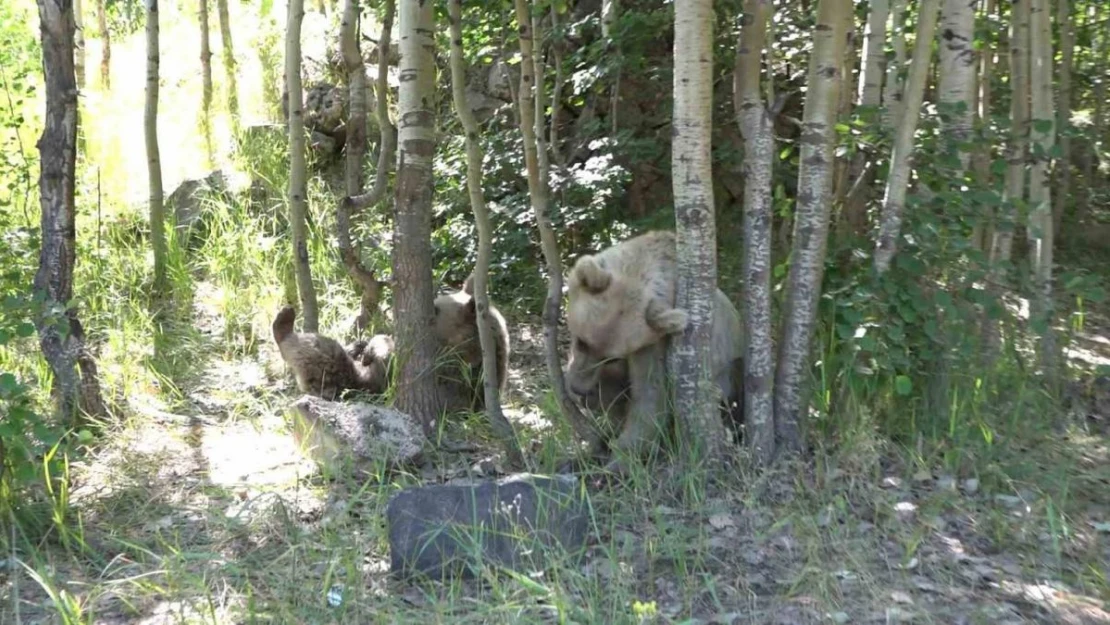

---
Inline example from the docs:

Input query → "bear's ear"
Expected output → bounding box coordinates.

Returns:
[646,300,689,335]
[573,256,612,293]
[462,273,475,295]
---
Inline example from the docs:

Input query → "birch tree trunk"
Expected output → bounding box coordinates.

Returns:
[447,0,522,462]
[1027,0,1055,374]
[773,0,849,455]
[216,0,238,116]
[734,0,775,466]
[285,0,319,331]
[882,0,909,129]
[983,0,1030,356]
[392,0,445,426]
[938,0,977,174]
[971,0,996,199]
[858,0,889,106]
[831,9,858,207]
[670,0,724,461]
[145,0,167,297]
[74,0,85,90]
[96,0,109,88]
[843,0,889,233]
[874,0,941,273]
[199,0,213,164]
[512,0,602,452]
[35,0,107,425]
[337,0,393,333]
[200,0,212,116]
[1081,6,1106,223]
[1051,0,1073,233]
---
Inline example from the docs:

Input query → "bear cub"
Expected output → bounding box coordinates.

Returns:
[433,275,511,413]
[272,306,390,401]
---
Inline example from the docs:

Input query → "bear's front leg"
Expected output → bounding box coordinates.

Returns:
[607,341,670,466]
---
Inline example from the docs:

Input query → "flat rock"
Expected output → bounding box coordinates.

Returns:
[289,395,426,475]
[387,473,590,579]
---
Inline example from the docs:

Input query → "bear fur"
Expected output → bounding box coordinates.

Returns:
[348,333,396,391]
[574,350,747,451]
[564,230,745,461]
[432,275,511,413]
[272,306,389,400]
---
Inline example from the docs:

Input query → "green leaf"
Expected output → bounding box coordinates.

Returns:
[16,321,34,337]
[0,372,18,395]
[1032,119,1054,134]
[895,375,913,396]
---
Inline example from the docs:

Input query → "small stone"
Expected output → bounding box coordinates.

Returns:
[961,478,980,494]
[326,584,344,607]
[891,590,914,604]
[830,612,850,624]
[912,469,932,482]
[709,513,737,530]
[893,501,917,521]
[994,495,1023,507]
[937,475,957,491]
[881,477,903,489]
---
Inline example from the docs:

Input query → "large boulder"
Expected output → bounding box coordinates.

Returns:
[166,170,229,245]
[386,473,590,579]
[289,395,426,476]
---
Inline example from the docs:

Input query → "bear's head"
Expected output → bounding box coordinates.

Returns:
[433,286,479,356]
[564,255,688,395]
[572,358,629,413]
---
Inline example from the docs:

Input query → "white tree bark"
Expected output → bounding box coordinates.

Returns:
[145,0,166,295]
[734,0,775,466]
[96,0,109,88]
[858,0,889,107]
[983,0,1030,355]
[1052,0,1073,232]
[938,0,977,173]
[337,0,393,333]
[1027,0,1055,372]
[773,0,849,455]
[873,0,941,274]
[447,0,521,461]
[670,0,724,460]
[285,0,319,331]
[392,0,445,425]
[882,0,908,128]
[843,0,889,232]
[200,0,213,116]
[74,0,85,90]
[216,0,237,116]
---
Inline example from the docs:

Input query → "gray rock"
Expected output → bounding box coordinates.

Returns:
[387,473,590,579]
[166,170,227,240]
[289,395,426,475]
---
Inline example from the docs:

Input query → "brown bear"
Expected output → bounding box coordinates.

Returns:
[347,333,396,391]
[572,353,747,452]
[564,230,745,463]
[432,274,511,413]
[272,306,390,400]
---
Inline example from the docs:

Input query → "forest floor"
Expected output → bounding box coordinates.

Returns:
[4,274,1110,624]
